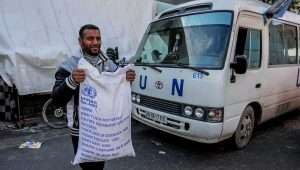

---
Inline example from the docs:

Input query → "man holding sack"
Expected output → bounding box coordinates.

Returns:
[52,24,136,170]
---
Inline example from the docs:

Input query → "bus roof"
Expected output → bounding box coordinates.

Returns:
[157,0,300,24]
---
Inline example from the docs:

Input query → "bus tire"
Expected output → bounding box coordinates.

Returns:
[231,105,255,149]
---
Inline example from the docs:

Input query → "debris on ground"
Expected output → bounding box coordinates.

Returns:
[151,140,162,146]
[19,141,42,149]
[158,150,166,155]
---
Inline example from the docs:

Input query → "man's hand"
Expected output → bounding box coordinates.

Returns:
[126,70,136,82]
[72,69,86,84]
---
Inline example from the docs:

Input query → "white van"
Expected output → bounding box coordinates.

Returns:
[131,0,300,148]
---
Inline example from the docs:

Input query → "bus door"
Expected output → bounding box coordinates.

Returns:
[226,12,264,106]
[222,12,264,136]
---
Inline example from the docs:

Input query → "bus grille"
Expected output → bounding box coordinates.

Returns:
[139,95,182,115]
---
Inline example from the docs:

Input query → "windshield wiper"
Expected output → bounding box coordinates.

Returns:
[147,65,162,73]
[176,63,209,76]
[135,63,162,73]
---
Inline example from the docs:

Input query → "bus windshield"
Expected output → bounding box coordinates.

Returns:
[135,11,233,69]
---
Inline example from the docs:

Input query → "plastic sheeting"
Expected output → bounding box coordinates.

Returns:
[0,0,155,95]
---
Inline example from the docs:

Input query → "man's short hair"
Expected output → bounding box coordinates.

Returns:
[79,24,100,39]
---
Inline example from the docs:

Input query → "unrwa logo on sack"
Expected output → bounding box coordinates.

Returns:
[82,84,97,98]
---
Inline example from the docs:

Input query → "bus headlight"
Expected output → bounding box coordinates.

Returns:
[136,94,141,103]
[195,108,205,119]
[207,109,223,122]
[184,106,193,116]
[132,93,136,102]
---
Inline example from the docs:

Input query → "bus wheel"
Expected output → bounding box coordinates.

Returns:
[232,105,255,149]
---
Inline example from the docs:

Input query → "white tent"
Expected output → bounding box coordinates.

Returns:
[0,0,163,95]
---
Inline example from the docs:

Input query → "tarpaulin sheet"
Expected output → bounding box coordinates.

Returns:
[0,0,154,95]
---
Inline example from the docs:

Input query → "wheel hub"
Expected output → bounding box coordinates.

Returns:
[54,108,64,118]
[239,115,253,139]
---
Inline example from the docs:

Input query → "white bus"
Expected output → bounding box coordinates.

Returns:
[131,0,300,149]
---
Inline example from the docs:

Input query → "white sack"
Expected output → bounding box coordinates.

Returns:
[73,58,135,164]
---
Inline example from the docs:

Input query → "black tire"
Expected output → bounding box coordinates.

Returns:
[231,105,255,149]
[42,98,67,129]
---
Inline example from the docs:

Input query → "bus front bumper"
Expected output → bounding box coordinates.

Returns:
[132,104,224,144]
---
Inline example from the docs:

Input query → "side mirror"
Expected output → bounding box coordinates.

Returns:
[230,55,247,74]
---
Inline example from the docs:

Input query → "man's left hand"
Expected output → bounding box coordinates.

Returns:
[126,70,136,82]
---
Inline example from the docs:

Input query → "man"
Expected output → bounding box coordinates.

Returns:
[52,24,135,170]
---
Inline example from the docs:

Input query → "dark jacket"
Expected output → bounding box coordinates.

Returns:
[52,54,117,136]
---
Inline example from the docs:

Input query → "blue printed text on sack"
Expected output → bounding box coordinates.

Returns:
[80,96,97,108]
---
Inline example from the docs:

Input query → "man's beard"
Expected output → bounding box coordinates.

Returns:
[83,47,100,56]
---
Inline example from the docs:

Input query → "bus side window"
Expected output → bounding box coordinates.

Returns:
[235,27,262,69]
[269,22,297,65]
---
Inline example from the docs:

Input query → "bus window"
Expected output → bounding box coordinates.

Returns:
[135,11,232,69]
[140,32,169,63]
[235,27,262,69]
[269,22,297,65]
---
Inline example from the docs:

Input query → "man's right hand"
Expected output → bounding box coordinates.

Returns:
[72,69,86,84]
